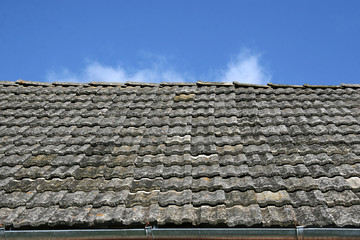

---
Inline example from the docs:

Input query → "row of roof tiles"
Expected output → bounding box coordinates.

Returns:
[1,204,360,228]
[1,188,360,209]
[0,142,357,157]
[2,162,360,180]
[1,108,359,120]
[1,115,359,127]
[2,100,360,110]
[0,121,359,138]
[2,175,359,193]
[1,87,359,97]
[1,152,359,168]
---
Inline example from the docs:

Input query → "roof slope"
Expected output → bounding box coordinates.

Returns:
[0,80,360,229]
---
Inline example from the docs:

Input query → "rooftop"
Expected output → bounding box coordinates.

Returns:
[0,80,360,229]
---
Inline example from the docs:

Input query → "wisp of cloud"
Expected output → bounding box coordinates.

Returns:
[218,50,271,84]
[46,49,271,84]
[47,61,187,83]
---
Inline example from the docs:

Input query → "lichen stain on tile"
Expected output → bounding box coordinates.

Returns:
[346,177,360,190]
[174,94,195,102]
[256,191,289,202]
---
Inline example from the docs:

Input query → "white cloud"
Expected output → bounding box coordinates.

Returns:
[218,49,271,84]
[47,49,271,84]
[47,68,80,83]
[46,60,188,83]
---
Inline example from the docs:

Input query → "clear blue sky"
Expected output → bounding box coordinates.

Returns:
[1,0,360,85]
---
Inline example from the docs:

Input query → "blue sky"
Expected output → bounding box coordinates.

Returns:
[1,0,360,85]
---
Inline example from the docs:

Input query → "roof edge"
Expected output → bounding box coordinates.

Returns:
[303,84,341,88]
[89,81,125,87]
[16,79,52,86]
[267,83,303,88]
[1,80,359,89]
[341,83,360,88]
[233,81,270,88]
[197,80,233,86]
[52,81,88,87]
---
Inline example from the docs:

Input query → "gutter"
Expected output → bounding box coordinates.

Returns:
[1,227,360,240]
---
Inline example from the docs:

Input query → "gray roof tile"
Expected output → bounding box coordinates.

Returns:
[226,204,262,227]
[192,190,226,207]
[294,206,334,227]
[48,205,92,226]
[86,206,116,226]
[0,165,22,178]
[157,204,196,225]
[330,205,360,227]
[225,190,257,207]
[162,177,192,192]
[13,206,59,228]
[36,177,74,192]
[159,190,192,207]
[26,191,67,208]
[0,191,36,208]
[288,190,326,207]
[14,166,52,179]
[261,205,295,227]
[162,165,192,178]
[0,207,26,226]
[324,190,360,207]
[199,205,227,225]
[126,191,159,207]
[59,191,98,207]
[50,154,85,167]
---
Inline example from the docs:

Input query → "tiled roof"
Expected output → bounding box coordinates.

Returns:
[0,80,360,229]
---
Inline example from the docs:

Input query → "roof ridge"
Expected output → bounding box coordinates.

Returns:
[1,79,359,88]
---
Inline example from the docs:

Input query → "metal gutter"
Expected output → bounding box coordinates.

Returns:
[1,227,360,240]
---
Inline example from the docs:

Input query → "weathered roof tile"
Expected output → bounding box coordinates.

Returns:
[261,205,295,227]
[226,204,262,227]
